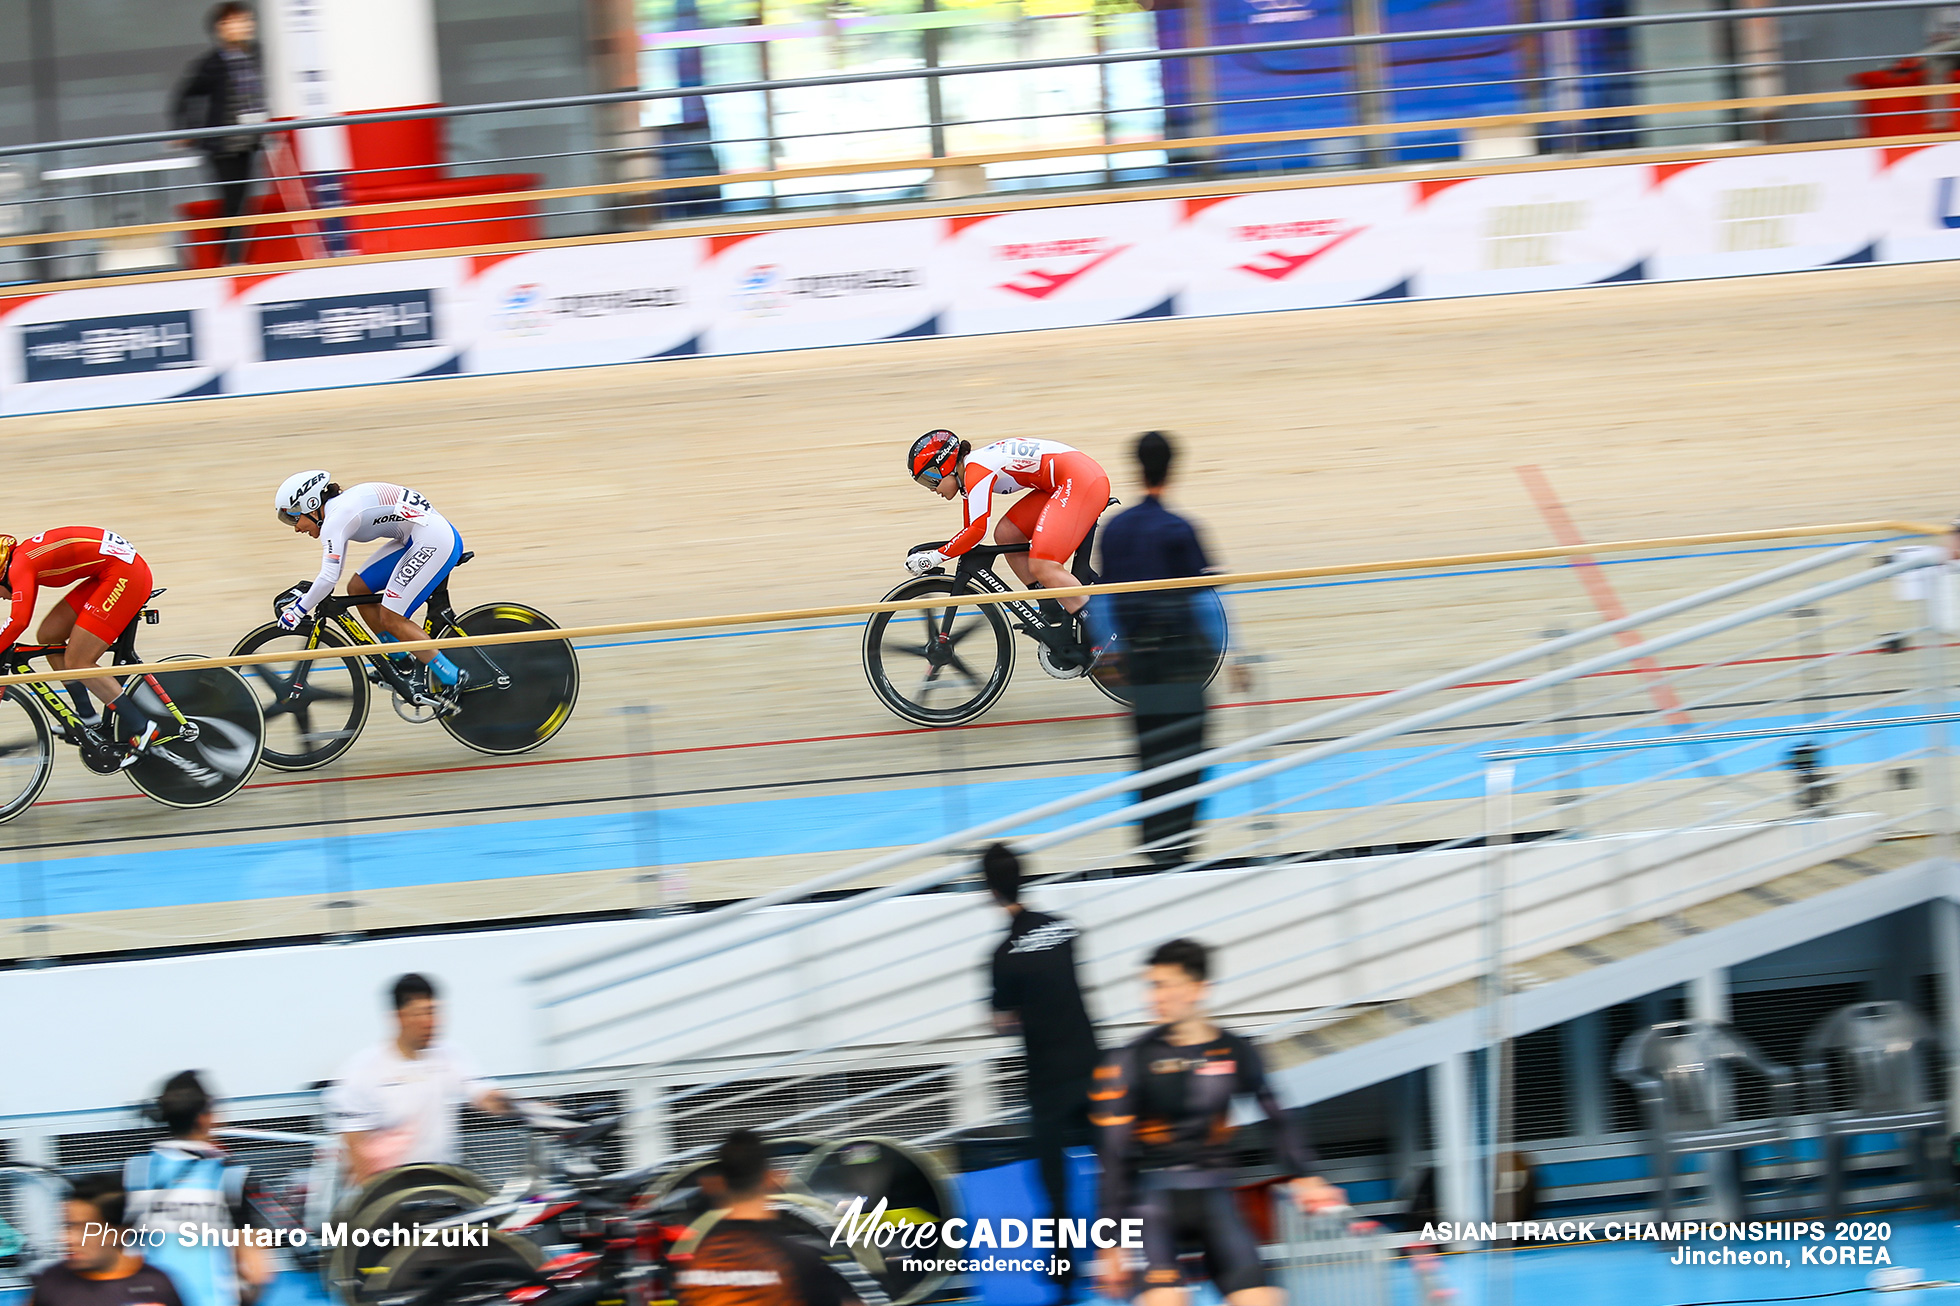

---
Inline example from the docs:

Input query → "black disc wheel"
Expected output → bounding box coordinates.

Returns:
[792,1136,958,1305]
[232,622,373,770]
[326,1184,492,1303]
[339,1165,493,1226]
[112,662,264,809]
[863,576,1014,727]
[436,604,579,756]
[0,688,53,824]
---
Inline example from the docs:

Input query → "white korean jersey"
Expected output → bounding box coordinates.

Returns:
[296,482,449,614]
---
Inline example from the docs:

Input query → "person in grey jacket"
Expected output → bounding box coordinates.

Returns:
[169,2,266,264]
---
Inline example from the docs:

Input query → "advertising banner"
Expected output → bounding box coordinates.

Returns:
[1646,149,1880,281]
[1874,141,1960,264]
[226,258,467,395]
[20,309,198,382]
[698,221,942,354]
[939,201,1179,336]
[0,143,1952,417]
[258,289,439,360]
[1410,167,1654,297]
[467,242,704,373]
[0,279,232,415]
[1177,185,1422,317]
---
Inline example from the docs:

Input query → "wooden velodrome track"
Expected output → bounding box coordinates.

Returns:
[0,258,1954,958]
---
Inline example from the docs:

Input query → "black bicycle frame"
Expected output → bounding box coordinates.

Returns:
[946,513,1103,637]
[954,556,1052,633]
[304,577,509,699]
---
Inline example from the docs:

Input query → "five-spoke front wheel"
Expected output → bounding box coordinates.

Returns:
[230,623,372,770]
[862,576,1014,726]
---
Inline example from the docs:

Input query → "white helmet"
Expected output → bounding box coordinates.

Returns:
[276,469,333,524]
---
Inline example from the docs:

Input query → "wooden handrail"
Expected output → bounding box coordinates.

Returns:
[6,124,1957,301]
[2,80,1953,254]
[0,521,1934,689]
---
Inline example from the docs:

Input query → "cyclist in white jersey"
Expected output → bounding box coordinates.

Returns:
[273,471,466,693]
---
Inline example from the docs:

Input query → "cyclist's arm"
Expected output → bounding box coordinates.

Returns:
[295,514,352,614]
[941,468,994,558]
[0,560,35,649]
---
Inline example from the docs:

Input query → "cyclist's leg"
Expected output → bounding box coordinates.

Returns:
[995,492,1046,587]
[58,558,152,734]
[348,543,407,638]
[1027,466,1110,614]
[38,597,94,720]
[374,523,465,684]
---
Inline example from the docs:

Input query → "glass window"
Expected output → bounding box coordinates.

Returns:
[637,0,1166,195]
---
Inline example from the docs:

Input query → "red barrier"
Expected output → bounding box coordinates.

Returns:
[174,110,541,266]
[1850,59,1948,137]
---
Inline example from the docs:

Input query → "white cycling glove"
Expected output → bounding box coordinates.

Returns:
[906,549,948,576]
[277,602,307,632]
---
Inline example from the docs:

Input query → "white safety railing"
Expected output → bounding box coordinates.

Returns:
[512,539,1949,1168]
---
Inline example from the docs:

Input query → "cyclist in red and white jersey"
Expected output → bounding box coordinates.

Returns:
[904,431,1111,618]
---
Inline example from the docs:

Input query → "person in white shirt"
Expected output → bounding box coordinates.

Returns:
[326,973,512,1184]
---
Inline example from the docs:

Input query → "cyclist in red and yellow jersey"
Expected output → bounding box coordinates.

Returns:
[0,528,160,752]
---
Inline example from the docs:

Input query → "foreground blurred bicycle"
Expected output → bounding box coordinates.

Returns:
[0,588,264,822]
[232,551,579,770]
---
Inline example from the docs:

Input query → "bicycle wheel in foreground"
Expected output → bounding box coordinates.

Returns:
[231,622,373,770]
[112,663,265,808]
[0,689,53,824]
[863,576,1013,727]
[437,604,579,755]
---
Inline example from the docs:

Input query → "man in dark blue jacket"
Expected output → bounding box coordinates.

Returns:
[1098,432,1219,867]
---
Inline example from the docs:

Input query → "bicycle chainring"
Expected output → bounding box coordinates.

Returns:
[391,692,444,725]
[1036,642,1089,680]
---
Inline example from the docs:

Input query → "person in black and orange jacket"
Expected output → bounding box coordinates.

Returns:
[1091,938,1344,1305]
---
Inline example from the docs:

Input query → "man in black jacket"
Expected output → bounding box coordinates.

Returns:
[985,843,1100,1301]
[169,2,266,264]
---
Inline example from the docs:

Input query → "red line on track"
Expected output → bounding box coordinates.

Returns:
[1516,464,1692,726]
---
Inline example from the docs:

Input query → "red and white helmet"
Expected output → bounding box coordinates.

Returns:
[908,430,961,486]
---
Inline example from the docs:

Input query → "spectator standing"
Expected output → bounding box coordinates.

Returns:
[325,973,513,1186]
[122,1073,269,1306]
[984,843,1099,1303]
[1096,432,1223,867]
[28,1174,183,1306]
[169,3,267,265]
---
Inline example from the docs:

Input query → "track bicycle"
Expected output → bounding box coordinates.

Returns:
[862,503,1227,727]
[230,551,580,770]
[384,1112,910,1306]
[0,589,265,822]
